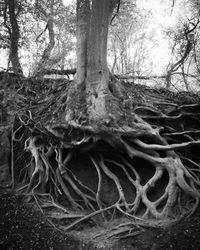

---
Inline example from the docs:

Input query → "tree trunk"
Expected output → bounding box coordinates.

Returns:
[33,18,55,76]
[86,0,112,121]
[32,0,56,77]
[111,41,117,74]
[76,0,90,85]
[73,0,120,123]
[7,0,23,75]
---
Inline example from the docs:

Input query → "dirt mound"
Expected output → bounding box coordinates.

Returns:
[1,76,200,249]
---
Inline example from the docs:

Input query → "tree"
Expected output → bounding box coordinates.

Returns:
[3,0,23,74]
[108,0,148,75]
[165,16,200,89]
[32,0,56,76]
[31,0,76,77]
[11,0,200,240]
[66,0,121,123]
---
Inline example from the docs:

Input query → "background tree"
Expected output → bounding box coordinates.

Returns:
[32,0,58,76]
[165,13,200,89]
[1,0,23,74]
[30,0,76,76]
[108,0,152,76]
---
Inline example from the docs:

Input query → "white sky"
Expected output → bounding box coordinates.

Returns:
[62,0,74,6]
[135,0,188,74]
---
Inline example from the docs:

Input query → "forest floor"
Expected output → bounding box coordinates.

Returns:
[1,190,200,250]
[1,74,200,249]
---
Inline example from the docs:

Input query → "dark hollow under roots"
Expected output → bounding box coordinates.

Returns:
[11,107,200,235]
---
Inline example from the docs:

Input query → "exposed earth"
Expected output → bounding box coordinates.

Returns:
[1,73,200,249]
[1,190,200,249]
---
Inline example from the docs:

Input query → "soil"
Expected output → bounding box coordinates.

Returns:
[1,190,200,249]
[1,74,200,249]
[0,190,96,250]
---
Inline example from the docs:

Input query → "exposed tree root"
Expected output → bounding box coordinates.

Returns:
[11,96,200,240]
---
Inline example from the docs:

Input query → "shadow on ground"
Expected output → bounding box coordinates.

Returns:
[0,190,200,250]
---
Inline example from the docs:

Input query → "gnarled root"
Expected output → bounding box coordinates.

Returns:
[12,106,200,239]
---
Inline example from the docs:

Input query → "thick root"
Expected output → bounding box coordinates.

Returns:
[12,106,200,235]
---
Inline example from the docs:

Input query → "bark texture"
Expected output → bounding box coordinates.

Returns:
[33,18,55,76]
[32,0,56,77]
[76,0,90,85]
[86,0,112,121]
[71,0,120,123]
[5,0,23,75]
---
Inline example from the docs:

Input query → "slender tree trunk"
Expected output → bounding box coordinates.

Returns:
[111,42,117,74]
[181,64,189,91]
[7,0,23,75]
[60,40,67,71]
[33,0,56,77]
[33,18,55,76]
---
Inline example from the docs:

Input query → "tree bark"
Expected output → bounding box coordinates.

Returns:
[33,0,56,77]
[6,0,23,75]
[86,0,112,121]
[76,0,90,85]
[33,18,55,76]
[74,0,120,123]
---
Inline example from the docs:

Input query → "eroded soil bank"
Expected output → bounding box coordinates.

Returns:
[1,75,200,249]
[1,190,200,249]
